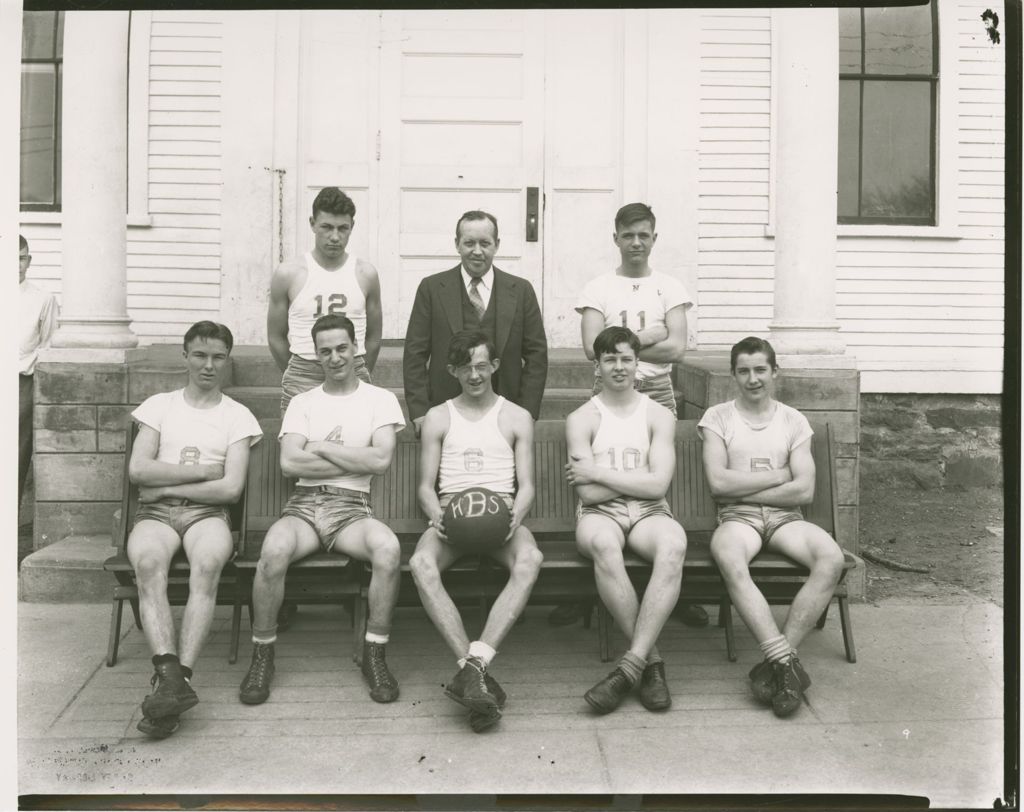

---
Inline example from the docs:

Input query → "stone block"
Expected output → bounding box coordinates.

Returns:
[98,430,128,452]
[33,501,121,548]
[33,405,96,431]
[19,535,118,603]
[861,406,920,431]
[98,405,134,431]
[36,363,127,404]
[926,406,1001,430]
[128,367,188,404]
[835,442,858,459]
[861,458,942,491]
[802,411,859,445]
[836,505,858,554]
[34,429,96,453]
[945,454,1002,488]
[774,370,859,411]
[835,457,858,506]
[34,454,124,501]
[844,558,866,602]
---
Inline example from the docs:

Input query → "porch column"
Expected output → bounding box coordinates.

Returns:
[768,8,847,363]
[51,11,137,350]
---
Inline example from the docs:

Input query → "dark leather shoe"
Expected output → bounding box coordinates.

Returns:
[137,713,180,739]
[239,642,275,705]
[484,672,506,709]
[676,603,710,628]
[638,661,672,711]
[141,660,199,719]
[584,667,634,714]
[748,658,776,704]
[362,641,400,703]
[771,657,810,718]
[445,656,498,714]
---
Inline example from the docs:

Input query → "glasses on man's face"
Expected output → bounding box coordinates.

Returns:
[19,254,31,263]
[456,362,492,376]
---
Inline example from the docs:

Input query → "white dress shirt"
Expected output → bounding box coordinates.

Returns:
[460,266,493,312]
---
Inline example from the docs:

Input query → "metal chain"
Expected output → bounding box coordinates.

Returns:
[275,169,286,264]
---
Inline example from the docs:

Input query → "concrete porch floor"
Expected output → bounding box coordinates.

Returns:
[18,599,1004,808]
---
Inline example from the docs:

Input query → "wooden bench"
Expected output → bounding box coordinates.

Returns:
[102,424,245,667]
[345,418,858,665]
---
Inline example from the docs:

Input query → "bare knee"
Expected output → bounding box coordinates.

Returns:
[511,545,543,582]
[188,556,226,592]
[814,544,846,584]
[409,550,441,587]
[133,555,169,587]
[654,536,686,573]
[256,538,293,582]
[367,530,400,573]
[587,534,624,570]
[710,539,752,585]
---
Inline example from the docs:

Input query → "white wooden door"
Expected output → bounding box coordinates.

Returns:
[376,10,545,337]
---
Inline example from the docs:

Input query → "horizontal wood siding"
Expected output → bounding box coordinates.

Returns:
[697,4,1004,392]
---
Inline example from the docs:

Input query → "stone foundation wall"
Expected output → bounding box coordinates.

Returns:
[860,394,1002,490]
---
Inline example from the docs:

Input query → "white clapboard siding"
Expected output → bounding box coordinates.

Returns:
[695,2,1005,393]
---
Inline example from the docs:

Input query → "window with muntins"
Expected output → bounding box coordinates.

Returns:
[838,3,938,225]
[21,10,64,211]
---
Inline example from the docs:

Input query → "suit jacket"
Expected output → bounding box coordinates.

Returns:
[403,266,548,421]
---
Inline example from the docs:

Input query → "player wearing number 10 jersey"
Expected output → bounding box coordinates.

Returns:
[566,326,690,716]
[267,186,383,415]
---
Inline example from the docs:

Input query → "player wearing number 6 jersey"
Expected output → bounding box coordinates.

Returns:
[409,330,542,732]
[566,326,689,715]
[127,321,263,739]
[267,187,383,415]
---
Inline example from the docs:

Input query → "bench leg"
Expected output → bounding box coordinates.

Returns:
[720,596,737,662]
[229,598,242,665]
[838,596,857,663]
[352,592,368,666]
[106,599,124,667]
[597,601,611,662]
[816,604,829,630]
[582,600,594,630]
[129,598,142,630]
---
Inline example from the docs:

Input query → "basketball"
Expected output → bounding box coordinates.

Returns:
[442,487,512,550]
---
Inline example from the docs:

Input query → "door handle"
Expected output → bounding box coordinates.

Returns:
[526,186,539,242]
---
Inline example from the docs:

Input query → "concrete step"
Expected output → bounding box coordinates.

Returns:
[224,385,594,421]
[19,535,117,603]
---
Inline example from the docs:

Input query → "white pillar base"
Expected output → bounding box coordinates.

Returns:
[50,316,138,350]
[774,353,858,370]
[768,322,846,357]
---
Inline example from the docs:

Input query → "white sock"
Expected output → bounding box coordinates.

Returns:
[365,632,389,645]
[468,640,496,666]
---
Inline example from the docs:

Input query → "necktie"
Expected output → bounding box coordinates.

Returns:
[468,277,486,319]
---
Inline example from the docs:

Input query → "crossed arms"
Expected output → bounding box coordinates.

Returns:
[701,431,815,507]
[579,304,687,364]
[279,426,397,480]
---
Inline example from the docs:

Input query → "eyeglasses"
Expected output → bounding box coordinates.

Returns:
[19,254,31,262]
[455,362,492,375]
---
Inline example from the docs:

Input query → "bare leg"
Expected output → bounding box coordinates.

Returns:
[621,515,687,659]
[177,517,235,668]
[333,517,401,633]
[409,529,474,657]
[252,517,321,632]
[710,521,781,645]
[576,514,641,646]
[127,520,183,656]
[479,526,543,650]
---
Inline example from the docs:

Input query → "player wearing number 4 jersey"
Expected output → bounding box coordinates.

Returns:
[410,330,542,733]
[566,326,690,715]
[127,321,263,739]
[267,187,383,416]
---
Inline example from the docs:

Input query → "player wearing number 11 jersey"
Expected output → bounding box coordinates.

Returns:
[566,326,690,715]
[267,187,383,415]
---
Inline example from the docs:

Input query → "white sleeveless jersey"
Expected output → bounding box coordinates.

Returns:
[590,394,652,474]
[438,397,515,495]
[287,252,367,360]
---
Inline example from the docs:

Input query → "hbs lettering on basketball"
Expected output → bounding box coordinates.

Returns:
[449,490,503,520]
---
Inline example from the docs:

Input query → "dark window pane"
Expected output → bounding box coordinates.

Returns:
[837,80,861,218]
[860,81,933,219]
[56,12,64,60]
[55,62,62,207]
[839,8,862,73]
[22,11,56,60]
[864,5,933,75]
[20,65,56,205]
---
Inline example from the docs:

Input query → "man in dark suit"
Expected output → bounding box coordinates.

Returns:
[403,210,548,434]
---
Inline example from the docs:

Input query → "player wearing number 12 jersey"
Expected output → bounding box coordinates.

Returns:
[566,326,690,715]
[267,187,383,415]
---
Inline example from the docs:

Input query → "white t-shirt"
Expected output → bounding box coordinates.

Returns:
[279,381,406,491]
[132,390,263,467]
[697,400,813,480]
[576,271,693,380]
[20,280,59,375]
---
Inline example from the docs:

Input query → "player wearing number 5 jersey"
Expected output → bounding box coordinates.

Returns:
[566,326,690,715]
[410,330,542,732]
[127,322,263,739]
[267,187,383,415]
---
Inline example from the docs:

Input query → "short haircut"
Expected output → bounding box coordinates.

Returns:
[730,336,778,372]
[447,329,496,368]
[614,202,656,233]
[311,313,356,348]
[311,187,356,220]
[20,234,29,252]
[455,210,499,243]
[593,326,641,359]
[183,321,234,353]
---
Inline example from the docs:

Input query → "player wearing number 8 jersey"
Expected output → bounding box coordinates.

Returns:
[566,326,690,715]
[267,187,383,415]
[410,330,543,732]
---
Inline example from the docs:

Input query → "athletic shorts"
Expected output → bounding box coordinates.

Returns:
[577,496,674,536]
[281,485,374,553]
[592,371,677,416]
[281,353,371,416]
[716,503,804,548]
[133,499,231,537]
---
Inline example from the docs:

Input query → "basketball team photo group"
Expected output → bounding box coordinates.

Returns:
[19,192,853,741]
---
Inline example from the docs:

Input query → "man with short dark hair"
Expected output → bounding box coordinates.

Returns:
[409,329,543,732]
[127,321,262,738]
[700,336,845,718]
[239,314,406,707]
[403,210,548,435]
[18,234,58,522]
[567,326,690,715]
